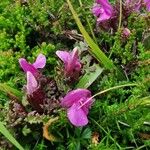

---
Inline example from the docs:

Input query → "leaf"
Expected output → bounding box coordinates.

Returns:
[0,83,22,101]
[76,64,103,88]
[66,0,125,80]
[0,121,24,150]
[138,96,150,106]
[81,128,91,139]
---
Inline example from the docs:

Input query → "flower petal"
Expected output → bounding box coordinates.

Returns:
[93,0,113,23]
[96,0,113,10]
[27,71,38,95]
[70,47,78,61]
[61,89,91,108]
[92,4,102,17]
[97,11,111,22]
[81,99,93,115]
[19,58,37,75]
[67,103,88,127]
[67,47,80,72]
[33,54,46,69]
[56,50,70,64]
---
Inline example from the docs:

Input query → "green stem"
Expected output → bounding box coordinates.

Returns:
[79,83,137,109]
[78,0,82,7]
[91,118,122,150]
[118,0,122,30]
[92,83,137,98]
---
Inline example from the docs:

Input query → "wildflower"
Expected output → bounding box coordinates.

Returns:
[56,47,81,79]
[61,89,93,127]
[26,71,45,113]
[19,54,46,76]
[144,0,150,11]
[26,71,38,95]
[92,0,113,23]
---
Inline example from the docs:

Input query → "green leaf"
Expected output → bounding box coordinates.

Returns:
[66,0,125,80]
[76,64,103,88]
[0,83,22,101]
[0,121,24,150]
[81,128,91,139]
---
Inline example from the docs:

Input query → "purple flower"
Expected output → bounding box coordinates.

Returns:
[19,54,46,76]
[26,71,45,113]
[144,0,150,11]
[56,47,81,78]
[61,89,93,127]
[92,0,113,23]
[26,71,38,95]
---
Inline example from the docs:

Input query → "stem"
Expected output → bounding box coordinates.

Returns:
[78,0,82,7]
[92,83,137,98]
[91,118,122,150]
[118,0,122,30]
[78,83,137,109]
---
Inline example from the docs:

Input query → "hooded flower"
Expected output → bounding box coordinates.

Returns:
[61,89,93,127]
[26,71,38,95]
[26,71,45,113]
[92,0,113,23]
[19,54,46,76]
[56,47,81,78]
[144,0,150,11]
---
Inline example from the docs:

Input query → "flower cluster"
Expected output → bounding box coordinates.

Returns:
[56,48,93,126]
[19,49,93,127]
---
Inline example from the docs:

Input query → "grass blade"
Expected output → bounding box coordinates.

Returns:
[0,121,24,150]
[0,83,22,100]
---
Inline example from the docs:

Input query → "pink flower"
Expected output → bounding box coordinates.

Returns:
[26,71,38,95]
[56,47,81,78]
[144,0,150,11]
[26,71,45,113]
[19,54,46,76]
[92,0,113,23]
[61,89,93,127]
